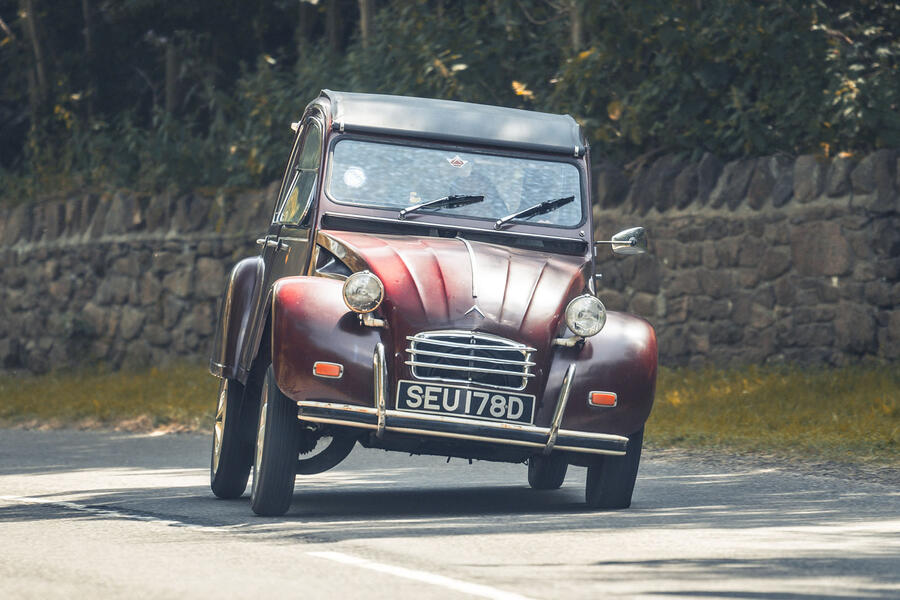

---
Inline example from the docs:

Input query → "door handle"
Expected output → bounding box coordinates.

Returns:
[256,237,287,252]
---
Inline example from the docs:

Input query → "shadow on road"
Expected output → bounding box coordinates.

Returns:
[3,430,899,598]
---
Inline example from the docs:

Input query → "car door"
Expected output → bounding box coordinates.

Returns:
[268,114,324,284]
[239,114,322,375]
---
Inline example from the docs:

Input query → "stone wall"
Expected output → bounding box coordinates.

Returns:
[0,151,897,373]
[593,150,899,366]
[0,185,276,373]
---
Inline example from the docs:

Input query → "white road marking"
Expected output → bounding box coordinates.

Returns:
[308,550,535,600]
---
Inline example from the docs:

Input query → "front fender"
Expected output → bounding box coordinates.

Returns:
[209,256,265,383]
[271,276,383,404]
[542,312,657,437]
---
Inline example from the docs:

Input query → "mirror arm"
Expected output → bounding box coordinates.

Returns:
[594,238,637,247]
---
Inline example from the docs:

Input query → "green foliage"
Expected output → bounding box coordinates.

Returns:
[2,0,900,203]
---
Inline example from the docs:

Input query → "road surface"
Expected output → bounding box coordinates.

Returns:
[1,429,898,599]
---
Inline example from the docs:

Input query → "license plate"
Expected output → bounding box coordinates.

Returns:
[395,380,535,425]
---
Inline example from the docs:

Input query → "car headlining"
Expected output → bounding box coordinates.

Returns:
[208,90,657,516]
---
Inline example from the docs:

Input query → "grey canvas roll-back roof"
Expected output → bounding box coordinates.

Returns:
[319,89,585,157]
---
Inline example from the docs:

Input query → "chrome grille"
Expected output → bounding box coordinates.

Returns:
[406,331,536,390]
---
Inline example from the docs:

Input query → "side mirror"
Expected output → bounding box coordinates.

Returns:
[595,226,648,256]
[290,121,301,133]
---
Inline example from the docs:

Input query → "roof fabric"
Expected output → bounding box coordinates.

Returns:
[321,90,584,156]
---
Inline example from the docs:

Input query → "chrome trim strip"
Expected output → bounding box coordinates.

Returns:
[457,236,479,299]
[387,427,545,449]
[295,400,628,446]
[544,364,576,455]
[374,343,387,439]
[405,360,536,378]
[297,400,377,415]
[406,333,536,352]
[407,348,535,366]
[554,445,625,456]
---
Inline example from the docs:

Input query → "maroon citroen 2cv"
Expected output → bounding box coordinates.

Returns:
[209,90,657,516]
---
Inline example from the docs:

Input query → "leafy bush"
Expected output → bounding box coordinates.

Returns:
[2,0,899,203]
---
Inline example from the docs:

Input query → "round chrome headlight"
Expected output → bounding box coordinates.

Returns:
[342,271,384,313]
[565,294,607,337]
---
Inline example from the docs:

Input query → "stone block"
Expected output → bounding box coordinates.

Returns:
[696,153,723,205]
[759,248,791,280]
[95,275,134,306]
[5,204,33,244]
[48,277,72,302]
[195,258,225,299]
[140,272,162,305]
[709,159,754,209]
[852,150,897,213]
[888,311,900,340]
[144,324,172,347]
[120,306,145,341]
[630,256,661,293]
[826,155,856,197]
[701,243,719,268]
[673,163,698,209]
[593,162,630,208]
[666,273,702,298]
[163,295,187,328]
[746,158,774,209]
[86,195,110,239]
[834,304,876,354]
[645,154,686,212]
[112,255,141,278]
[793,155,825,203]
[864,281,894,308]
[790,222,852,276]
[738,237,766,268]
[709,322,742,344]
[162,269,193,298]
[629,293,657,317]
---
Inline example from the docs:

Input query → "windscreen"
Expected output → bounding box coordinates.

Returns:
[327,139,584,227]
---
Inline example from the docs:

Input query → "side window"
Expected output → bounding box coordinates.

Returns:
[277,119,322,226]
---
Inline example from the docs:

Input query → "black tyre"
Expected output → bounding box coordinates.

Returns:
[585,426,644,509]
[527,453,568,490]
[250,366,301,516]
[210,378,253,499]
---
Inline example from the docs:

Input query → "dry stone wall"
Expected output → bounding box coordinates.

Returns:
[0,151,897,374]
[593,151,899,366]
[0,184,276,373]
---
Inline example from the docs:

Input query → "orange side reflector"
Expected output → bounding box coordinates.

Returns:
[589,391,617,407]
[313,362,343,378]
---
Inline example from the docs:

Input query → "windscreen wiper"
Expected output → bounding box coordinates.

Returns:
[398,194,484,220]
[494,195,575,230]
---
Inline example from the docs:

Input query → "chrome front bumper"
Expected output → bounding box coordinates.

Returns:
[295,343,629,457]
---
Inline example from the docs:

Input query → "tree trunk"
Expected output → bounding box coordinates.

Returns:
[358,0,375,48]
[81,0,95,119]
[22,0,48,111]
[326,0,342,53]
[165,42,178,114]
[569,0,583,52]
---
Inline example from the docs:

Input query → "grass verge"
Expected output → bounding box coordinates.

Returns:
[0,365,218,433]
[0,363,897,467]
[649,363,898,465]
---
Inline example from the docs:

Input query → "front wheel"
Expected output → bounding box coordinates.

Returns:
[585,427,644,509]
[250,366,301,516]
[210,378,253,499]
[527,453,568,490]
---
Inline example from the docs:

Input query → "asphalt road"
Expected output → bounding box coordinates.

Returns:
[1,429,898,600]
